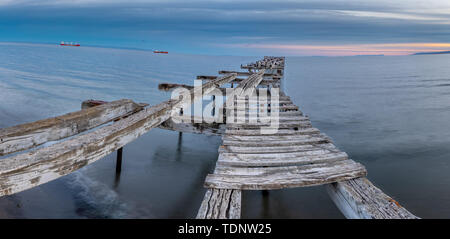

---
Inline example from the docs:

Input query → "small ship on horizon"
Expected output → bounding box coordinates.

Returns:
[60,41,80,47]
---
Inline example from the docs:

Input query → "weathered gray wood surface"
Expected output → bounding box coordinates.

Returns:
[233,116,309,123]
[220,146,343,158]
[158,118,225,136]
[218,70,280,77]
[234,105,300,111]
[224,128,320,136]
[222,133,328,142]
[195,72,267,219]
[204,57,367,192]
[225,71,265,103]
[0,99,145,156]
[0,74,237,197]
[158,83,194,91]
[243,111,304,117]
[218,143,338,154]
[194,57,416,219]
[205,160,367,190]
[326,177,419,219]
[226,122,311,129]
[217,151,349,167]
[241,57,285,70]
[197,76,276,86]
[0,100,175,196]
[196,189,241,219]
[222,134,331,147]
[234,99,293,105]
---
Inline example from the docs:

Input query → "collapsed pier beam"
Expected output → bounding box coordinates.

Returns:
[0,74,238,197]
[196,189,241,219]
[326,177,419,219]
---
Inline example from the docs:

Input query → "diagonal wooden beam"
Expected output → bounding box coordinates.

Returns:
[0,99,145,157]
[0,74,237,197]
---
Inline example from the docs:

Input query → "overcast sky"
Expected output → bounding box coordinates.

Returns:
[1,0,450,55]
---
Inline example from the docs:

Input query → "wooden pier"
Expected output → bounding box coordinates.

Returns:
[0,57,418,219]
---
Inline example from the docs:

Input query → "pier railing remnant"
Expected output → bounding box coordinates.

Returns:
[0,56,418,219]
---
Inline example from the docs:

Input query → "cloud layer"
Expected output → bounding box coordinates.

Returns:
[1,0,450,55]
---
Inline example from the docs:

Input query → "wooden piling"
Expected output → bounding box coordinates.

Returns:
[116,147,123,174]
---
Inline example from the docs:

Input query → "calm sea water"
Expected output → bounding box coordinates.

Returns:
[0,43,449,218]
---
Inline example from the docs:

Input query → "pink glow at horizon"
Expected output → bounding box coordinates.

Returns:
[222,43,450,56]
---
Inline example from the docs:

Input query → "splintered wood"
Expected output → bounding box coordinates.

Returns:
[0,99,145,156]
[326,177,419,219]
[201,57,366,190]
[0,74,237,197]
[196,189,241,219]
[197,56,417,219]
[205,102,367,190]
[0,54,418,219]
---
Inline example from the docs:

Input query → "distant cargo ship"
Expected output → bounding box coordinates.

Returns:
[60,41,80,47]
[153,50,168,54]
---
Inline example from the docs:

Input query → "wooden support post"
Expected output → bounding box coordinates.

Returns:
[116,147,123,174]
[212,95,216,117]
[175,132,183,161]
[262,190,269,196]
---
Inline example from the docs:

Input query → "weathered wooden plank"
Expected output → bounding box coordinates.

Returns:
[326,177,419,219]
[168,114,308,124]
[227,119,311,126]
[205,160,367,190]
[0,100,174,196]
[234,99,293,105]
[81,99,109,109]
[234,105,299,111]
[0,74,238,197]
[157,83,292,98]
[219,146,342,161]
[222,133,328,142]
[218,70,280,77]
[222,72,266,121]
[197,76,276,86]
[221,142,339,157]
[241,58,285,70]
[158,83,194,91]
[196,75,217,80]
[157,116,310,136]
[241,65,284,70]
[214,160,359,175]
[158,83,229,95]
[196,188,241,219]
[234,100,293,105]
[233,95,292,101]
[225,128,321,136]
[217,151,348,167]
[158,118,225,136]
[243,111,303,117]
[222,136,330,147]
[218,143,337,154]
[225,122,312,129]
[169,115,222,123]
[239,116,309,123]
[227,71,265,101]
[0,99,145,156]
[187,73,237,101]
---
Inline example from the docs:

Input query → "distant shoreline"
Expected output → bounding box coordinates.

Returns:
[413,51,450,55]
